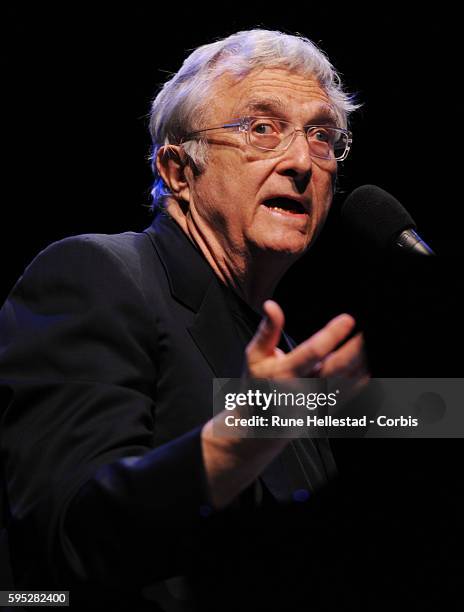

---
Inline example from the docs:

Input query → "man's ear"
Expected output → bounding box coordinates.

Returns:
[156,145,191,203]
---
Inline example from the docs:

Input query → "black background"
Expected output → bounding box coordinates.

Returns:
[2,4,462,606]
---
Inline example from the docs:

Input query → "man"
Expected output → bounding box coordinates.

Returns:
[0,29,367,610]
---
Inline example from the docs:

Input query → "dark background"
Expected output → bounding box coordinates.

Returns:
[1,4,461,291]
[2,4,462,606]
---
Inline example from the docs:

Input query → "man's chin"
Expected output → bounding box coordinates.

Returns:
[246,215,318,259]
[250,235,313,260]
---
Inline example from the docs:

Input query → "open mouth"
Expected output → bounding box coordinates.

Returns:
[262,197,307,215]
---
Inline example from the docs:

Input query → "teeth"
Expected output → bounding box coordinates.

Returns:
[267,206,300,214]
[263,198,305,214]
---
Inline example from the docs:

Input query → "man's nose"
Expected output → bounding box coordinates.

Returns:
[276,131,313,191]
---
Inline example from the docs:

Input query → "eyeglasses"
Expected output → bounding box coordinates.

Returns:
[181,116,352,161]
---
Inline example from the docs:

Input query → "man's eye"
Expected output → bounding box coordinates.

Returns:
[253,122,278,135]
[313,129,330,142]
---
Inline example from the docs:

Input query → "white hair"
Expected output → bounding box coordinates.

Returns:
[148,29,360,211]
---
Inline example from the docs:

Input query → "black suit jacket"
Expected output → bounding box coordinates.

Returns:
[0,212,337,610]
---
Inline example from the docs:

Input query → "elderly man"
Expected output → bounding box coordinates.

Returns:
[0,29,367,610]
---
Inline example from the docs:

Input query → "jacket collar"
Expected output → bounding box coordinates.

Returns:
[143,211,215,313]
[143,212,245,377]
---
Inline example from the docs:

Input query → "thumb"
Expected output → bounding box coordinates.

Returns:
[246,300,285,362]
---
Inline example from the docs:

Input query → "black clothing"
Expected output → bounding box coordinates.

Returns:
[0,212,336,610]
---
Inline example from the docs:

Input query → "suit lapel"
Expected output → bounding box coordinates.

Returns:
[144,212,245,378]
[187,281,246,377]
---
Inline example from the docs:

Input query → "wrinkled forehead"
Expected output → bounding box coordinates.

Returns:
[205,67,337,125]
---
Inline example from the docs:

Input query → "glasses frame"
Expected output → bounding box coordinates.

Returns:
[181,116,353,161]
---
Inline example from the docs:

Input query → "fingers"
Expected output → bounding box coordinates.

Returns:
[322,333,370,400]
[285,314,356,376]
[246,306,359,382]
[317,332,366,378]
[246,300,285,363]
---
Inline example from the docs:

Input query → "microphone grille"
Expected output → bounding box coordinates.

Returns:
[341,185,416,250]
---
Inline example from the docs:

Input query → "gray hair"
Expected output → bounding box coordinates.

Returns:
[148,29,360,212]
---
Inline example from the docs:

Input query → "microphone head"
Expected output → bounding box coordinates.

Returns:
[341,185,416,250]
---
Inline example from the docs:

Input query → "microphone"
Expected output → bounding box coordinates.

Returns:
[341,185,435,255]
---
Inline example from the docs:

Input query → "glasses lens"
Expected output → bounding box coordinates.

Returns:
[307,127,348,160]
[248,118,292,150]
[247,119,350,160]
